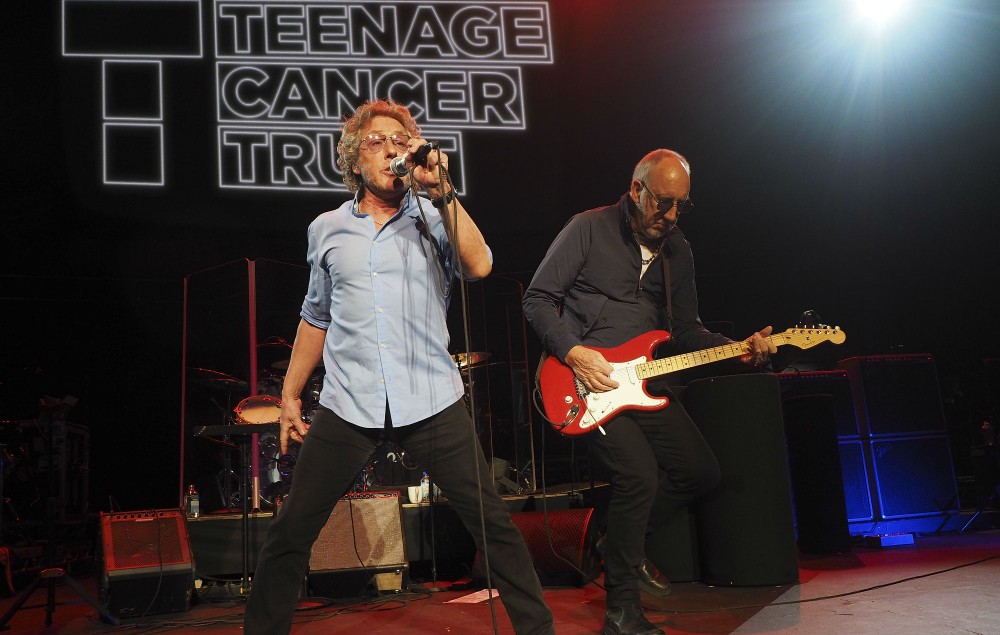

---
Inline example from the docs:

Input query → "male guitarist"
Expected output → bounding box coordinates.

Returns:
[522,149,775,635]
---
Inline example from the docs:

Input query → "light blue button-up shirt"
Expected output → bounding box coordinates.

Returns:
[301,191,488,428]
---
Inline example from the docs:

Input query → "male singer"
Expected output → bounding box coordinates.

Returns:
[243,100,554,635]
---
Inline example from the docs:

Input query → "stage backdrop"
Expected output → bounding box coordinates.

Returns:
[3,0,999,510]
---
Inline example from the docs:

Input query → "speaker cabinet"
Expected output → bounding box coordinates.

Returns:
[99,509,195,618]
[472,508,599,586]
[783,395,851,553]
[684,374,798,586]
[837,355,947,437]
[308,492,407,598]
[838,440,875,522]
[186,512,271,578]
[777,370,860,438]
[871,435,959,518]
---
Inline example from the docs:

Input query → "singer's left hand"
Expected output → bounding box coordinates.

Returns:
[405,138,450,197]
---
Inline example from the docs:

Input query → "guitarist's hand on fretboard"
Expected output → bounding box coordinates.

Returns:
[740,325,778,366]
[565,345,619,393]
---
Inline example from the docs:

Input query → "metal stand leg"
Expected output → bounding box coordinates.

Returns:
[0,407,120,630]
[0,567,120,630]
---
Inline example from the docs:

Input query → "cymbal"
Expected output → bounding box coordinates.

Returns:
[186,367,249,392]
[451,352,490,369]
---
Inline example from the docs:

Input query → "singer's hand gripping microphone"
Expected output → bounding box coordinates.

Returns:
[389,142,436,177]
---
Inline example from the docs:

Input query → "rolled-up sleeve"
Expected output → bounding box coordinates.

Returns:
[300,218,332,329]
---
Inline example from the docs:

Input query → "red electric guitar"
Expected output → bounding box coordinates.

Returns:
[537,325,846,436]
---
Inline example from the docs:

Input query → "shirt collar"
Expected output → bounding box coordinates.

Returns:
[350,188,419,219]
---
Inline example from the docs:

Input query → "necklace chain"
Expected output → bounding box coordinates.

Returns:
[633,232,661,265]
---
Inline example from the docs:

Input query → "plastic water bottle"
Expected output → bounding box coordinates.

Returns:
[185,484,200,518]
[420,472,430,503]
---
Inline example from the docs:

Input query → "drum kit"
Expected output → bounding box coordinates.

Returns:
[186,339,321,511]
[189,344,492,510]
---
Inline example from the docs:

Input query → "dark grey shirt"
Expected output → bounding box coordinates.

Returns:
[523,194,730,362]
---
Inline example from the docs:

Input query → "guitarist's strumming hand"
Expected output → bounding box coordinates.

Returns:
[740,325,778,366]
[566,345,620,393]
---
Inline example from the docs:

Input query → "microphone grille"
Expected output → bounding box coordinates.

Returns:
[389,156,408,177]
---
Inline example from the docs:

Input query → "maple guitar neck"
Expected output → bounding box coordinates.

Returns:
[636,332,796,379]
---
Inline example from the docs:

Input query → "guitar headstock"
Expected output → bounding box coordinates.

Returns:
[782,324,846,349]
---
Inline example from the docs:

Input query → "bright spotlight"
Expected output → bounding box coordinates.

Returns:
[854,0,912,29]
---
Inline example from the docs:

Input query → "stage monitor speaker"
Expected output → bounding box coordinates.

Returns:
[777,370,860,438]
[783,395,851,553]
[308,492,407,598]
[871,435,959,519]
[473,508,599,587]
[837,355,947,437]
[838,440,875,522]
[99,509,195,618]
[684,374,799,586]
[186,512,271,578]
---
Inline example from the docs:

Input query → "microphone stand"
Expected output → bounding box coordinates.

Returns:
[0,404,119,629]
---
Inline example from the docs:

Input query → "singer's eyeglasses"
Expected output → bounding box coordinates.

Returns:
[362,133,411,153]
[640,181,694,214]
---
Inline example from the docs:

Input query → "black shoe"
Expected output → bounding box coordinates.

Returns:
[602,605,664,635]
[636,559,672,597]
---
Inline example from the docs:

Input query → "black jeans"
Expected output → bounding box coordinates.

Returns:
[244,399,554,635]
[589,401,721,607]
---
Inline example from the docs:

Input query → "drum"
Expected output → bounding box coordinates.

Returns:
[234,395,282,424]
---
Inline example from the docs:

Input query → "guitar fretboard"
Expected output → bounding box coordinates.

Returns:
[636,334,788,379]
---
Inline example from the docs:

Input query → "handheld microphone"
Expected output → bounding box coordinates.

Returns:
[389,142,436,177]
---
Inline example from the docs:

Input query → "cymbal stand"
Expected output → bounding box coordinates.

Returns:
[0,405,119,629]
[237,432,253,596]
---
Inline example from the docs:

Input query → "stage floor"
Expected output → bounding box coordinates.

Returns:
[2,528,999,634]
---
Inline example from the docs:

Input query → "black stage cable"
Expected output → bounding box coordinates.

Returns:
[646,551,1000,615]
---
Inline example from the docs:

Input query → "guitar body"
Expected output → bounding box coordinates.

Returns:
[538,331,671,436]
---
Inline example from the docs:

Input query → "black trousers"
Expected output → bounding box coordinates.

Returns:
[243,399,554,635]
[589,400,720,607]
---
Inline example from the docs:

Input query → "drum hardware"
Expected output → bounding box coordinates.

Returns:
[451,351,491,370]
[257,337,292,374]
[186,367,249,393]
[188,425,264,598]
[0,404,119,628]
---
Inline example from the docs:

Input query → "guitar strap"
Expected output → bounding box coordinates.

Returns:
[660,249,673,333]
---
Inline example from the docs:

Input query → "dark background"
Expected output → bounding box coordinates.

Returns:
[3,1,999,514]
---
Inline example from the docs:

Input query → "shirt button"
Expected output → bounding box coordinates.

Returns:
[377,308,383,313]
[380,343,386,349]
[373,272,379,277]
[379,378,385,384]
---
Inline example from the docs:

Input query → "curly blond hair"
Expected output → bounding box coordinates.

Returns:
[337,100,421,192]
